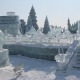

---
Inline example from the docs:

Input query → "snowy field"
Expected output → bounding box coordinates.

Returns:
[0,55,80,80]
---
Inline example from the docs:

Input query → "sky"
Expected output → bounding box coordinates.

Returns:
[0,0,80,29]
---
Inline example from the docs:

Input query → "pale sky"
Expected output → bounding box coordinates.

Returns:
[0,0,80,29]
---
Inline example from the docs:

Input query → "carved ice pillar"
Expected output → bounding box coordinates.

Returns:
[78,21,80,34]
[78,21,80,40]
[0,30,9,67]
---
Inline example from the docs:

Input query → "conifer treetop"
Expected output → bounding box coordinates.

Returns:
[28,5,39,30]
[44,16,49,27]
[45,16,48,21]
[29,5,36,14]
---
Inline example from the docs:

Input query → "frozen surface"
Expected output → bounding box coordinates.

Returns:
[0,55,80,80]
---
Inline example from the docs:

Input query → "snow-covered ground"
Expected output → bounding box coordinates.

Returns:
[0,55,80,80]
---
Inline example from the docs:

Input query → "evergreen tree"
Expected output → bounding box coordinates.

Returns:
[67,18,78,34]
[70,22,78,34]
[29,5,39,30]
[20,19,26,34]
[43,16,50,34]
[75,22,78,32]
[26,15,32,32]
[67,18,71,32]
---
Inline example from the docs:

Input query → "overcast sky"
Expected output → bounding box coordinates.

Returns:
[0,0,80,29]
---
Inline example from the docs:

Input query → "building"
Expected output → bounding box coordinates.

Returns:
[0,12,20,37]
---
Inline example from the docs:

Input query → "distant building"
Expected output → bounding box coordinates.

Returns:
[0,12,20,37]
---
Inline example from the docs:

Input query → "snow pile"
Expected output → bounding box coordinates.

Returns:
[0,55,80,80]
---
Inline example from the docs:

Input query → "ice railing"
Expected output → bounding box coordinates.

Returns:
[4,27,78,46]
[4,33,77,46]
[55,40,79,71]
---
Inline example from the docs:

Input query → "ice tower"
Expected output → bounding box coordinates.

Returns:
[0,12,20,37]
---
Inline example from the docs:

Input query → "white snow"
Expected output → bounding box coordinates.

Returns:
[0,55,80,80]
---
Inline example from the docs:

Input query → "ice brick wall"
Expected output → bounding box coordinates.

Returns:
[3,43,68,61]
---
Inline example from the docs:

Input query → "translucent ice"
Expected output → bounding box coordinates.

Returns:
[0,30,4,49]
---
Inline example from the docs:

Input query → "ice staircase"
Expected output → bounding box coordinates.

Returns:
[55,40,79,71]
[70,47,80,69]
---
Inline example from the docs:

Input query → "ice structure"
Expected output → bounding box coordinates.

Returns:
[4,26,76,46]
[55,40,79,71]
[0,30,9,67]
[26,26,37,36]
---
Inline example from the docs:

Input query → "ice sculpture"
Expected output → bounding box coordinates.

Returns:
[4,26,74,45]
[55,47,67,71]
[55,40,79,71]
[16,29,22,42]
[0,30,4,49]
[26,26,37,36]
[0,30,9,67]
[55,54,68,71]
[78,21,80,34]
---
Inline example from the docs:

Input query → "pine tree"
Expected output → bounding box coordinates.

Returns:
[67,18,71,32]
[70,23,78,34]
[43,16,50,34]
[26,15,32,32]
[67,18,78,34]
[20,19,26,34]
[29,5,39,30]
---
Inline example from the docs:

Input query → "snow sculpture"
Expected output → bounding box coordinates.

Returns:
[0,30,9,67]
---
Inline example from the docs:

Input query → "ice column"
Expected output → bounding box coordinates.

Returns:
[78,21,80,40]
[0,30,9,67]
